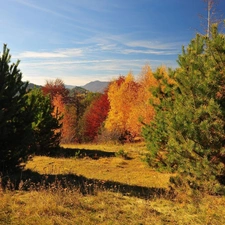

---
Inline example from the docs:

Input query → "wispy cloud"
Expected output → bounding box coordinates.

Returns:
[19,56,177,85]
[78,33,183,56]
[125,40,183,50]
[15,38,179,86]
[16,48,83,58]
[122,48,179,55]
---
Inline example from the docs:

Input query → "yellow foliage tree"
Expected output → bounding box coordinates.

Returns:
[127,65,158,137]
[105,74,139,137]
[105,65,172,141]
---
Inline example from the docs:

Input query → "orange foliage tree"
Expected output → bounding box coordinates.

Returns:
[127,65,158,137]
[42,79,77,143]
[52,94,76,143]
[104,65,164,141]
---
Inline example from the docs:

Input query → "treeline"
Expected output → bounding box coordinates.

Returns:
[43,65,161,144]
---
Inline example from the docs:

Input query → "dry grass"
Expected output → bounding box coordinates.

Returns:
[1,188,225,225]
[1,143,225,224]
[25,143,170,189]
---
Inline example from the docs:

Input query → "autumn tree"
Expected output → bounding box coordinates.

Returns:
[42,78,69,100]
[76,92,102,142]
[127,65,158,137]
[81,91,110,142]
[105,69,159,142]
[52,94,76,143]
[105,74,139,141]
[42,78,79,143]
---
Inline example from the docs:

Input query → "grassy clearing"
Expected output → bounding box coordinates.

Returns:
[25,143,170,189]
[1,143,225,224]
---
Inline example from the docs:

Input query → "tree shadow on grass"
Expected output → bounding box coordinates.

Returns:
[48,147,133,160]
[1,169,167,200]
[49,147,117,160]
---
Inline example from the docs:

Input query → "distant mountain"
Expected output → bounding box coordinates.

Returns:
[81,80,109,93]
[25,80,109,93]
[65,85,76,89]
[27,83,42,90]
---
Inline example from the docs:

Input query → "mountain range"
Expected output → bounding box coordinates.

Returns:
[27,80,110,93]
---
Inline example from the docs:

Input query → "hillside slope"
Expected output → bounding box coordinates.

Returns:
[82,80,109,93]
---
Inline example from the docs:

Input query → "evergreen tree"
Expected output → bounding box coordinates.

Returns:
[27,88,62,155]
[0,44,34,173]
[143,25,225,194]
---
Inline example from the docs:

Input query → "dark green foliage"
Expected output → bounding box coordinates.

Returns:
[0,45,63,173]
[143,25,225,194]
[69,86,88,95]
[0,44,34,173]
[27,88,62,155]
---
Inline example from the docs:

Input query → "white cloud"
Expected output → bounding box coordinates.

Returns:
[122,48,179,55]
[18,51,67,58]
[77,33,182,56]
[125,40,183,50]
[16,48,83,58]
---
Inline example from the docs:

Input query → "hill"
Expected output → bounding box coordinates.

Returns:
[27,82,42,90]
[25,80,109,93]
[81,80,109,93]
[69,86,88,95]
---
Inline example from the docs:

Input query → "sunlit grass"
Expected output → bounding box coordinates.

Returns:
[25,143,170,188]
[1,143,225,224]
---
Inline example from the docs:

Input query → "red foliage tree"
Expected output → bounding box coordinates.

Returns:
[82,91,110,141]
[42,79,77,143]
[42,78,69,100]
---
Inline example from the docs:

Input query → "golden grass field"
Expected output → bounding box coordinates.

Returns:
[1,143,225,224]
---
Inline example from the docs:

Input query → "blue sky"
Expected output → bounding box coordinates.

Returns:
[1,0,225,86]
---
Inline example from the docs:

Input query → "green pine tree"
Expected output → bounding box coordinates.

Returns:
[0,44,34,173]
[143,25,225,195]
